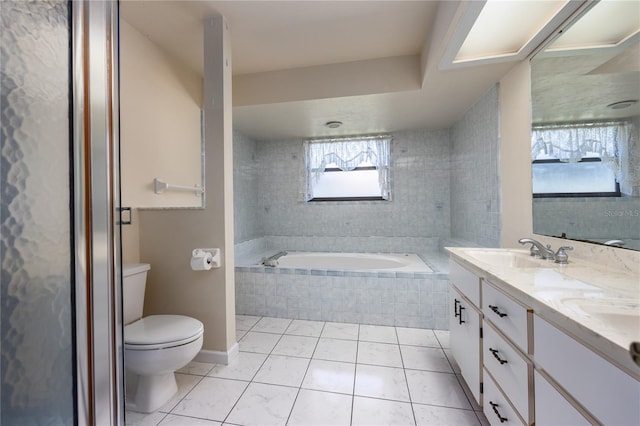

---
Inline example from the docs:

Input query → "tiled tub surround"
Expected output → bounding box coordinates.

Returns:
[235,247,450,330]
[235,236,448,270]
[233,128,454,245]
[450,84,501,248]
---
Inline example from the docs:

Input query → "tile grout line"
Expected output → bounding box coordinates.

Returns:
[159,365,213,424]
[221,315,290,425]
[284,320,327,425]
[396,325,418,426]
[349,323,361,426]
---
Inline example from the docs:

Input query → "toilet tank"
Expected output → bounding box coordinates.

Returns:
[122,263,151,325]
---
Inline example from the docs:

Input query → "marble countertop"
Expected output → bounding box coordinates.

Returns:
[445,247,640,378]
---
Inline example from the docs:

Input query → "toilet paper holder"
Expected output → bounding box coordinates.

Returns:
[191,248,221,270]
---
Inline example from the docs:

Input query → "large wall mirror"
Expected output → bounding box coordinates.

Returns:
[531,1,639,251]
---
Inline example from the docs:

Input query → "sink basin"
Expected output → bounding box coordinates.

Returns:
[464,250,544,268]
[563,298,640,337]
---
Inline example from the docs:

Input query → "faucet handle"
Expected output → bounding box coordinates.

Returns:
[555,246,573,264]
[529,245,541,257]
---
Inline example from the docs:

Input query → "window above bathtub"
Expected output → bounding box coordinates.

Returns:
[303,135,391,202]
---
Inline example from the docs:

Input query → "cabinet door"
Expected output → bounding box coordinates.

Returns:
[534,370,591,426]
[534,315,640,425]
[450,284,482,405]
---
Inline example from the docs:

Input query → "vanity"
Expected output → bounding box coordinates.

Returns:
[446,246,640,425]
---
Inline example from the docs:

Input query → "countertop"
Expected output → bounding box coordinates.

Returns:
[445,247,640,378]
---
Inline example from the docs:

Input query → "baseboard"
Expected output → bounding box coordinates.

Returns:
[194,342,239,365]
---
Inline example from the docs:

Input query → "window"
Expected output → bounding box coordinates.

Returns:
[303,136,391,201]
[531,122,630,197]
[532,158,620,196]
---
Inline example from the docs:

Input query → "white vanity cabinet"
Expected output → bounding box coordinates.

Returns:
[449,261,482,405]
[447,248,640,426]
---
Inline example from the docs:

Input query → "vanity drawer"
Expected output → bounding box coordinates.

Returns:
[449,260,481,307]
[482,281,532,354]
[534,315,640,425]
[483,368,525,426]
[534,370,591,426]
[483,321,533,424]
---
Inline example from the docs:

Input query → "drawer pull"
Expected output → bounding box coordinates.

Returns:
[489,401,508,423]
[489,348,508,365]
[489,305,507,318]
[458,306,466,324]
[454,298,461,318]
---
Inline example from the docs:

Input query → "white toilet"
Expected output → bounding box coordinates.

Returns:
[123,263,204,413]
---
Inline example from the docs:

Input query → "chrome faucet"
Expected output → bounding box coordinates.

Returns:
[518,238,573,264]
[604,240,625,247]
[518,238,555,260]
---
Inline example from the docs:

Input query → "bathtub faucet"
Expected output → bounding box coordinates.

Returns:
[261,251,287,267]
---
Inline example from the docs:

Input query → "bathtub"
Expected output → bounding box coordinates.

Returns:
[235,249,449,329]
[274,251,433,273]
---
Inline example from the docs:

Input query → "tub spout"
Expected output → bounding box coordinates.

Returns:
[261,251,288,267]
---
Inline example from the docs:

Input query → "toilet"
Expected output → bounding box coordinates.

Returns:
[123,263,204,413]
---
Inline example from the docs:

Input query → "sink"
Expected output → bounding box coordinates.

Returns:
[463,250,544,268]
[563,298,640,337]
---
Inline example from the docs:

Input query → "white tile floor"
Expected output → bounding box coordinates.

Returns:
[126,316,489,426]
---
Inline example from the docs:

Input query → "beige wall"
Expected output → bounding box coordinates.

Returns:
[137,16,236,354]
[499,61,534,248]
[120,19,203,209]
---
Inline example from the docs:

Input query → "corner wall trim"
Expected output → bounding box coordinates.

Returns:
[194,342,239,365]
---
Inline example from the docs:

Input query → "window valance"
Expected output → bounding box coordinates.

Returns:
[531,122,630,163]
[531,122,634,184]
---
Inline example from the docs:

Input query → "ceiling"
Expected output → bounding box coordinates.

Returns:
[119,0,581,140]
[532,39,640,125]
[532,0,640,124]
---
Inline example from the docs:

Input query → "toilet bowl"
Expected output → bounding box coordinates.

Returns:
[123,264,204,413]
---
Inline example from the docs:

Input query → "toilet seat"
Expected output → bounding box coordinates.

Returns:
[125,315,204,351]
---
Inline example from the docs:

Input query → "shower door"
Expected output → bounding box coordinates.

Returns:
[1,1,124,424]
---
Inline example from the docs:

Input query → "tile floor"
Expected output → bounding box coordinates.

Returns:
[126,316,489,426]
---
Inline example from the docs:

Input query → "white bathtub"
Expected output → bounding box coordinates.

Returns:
[274,251,433,273]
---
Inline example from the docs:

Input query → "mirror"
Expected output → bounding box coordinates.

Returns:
[530,1,640,251]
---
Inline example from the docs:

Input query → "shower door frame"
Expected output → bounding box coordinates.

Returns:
[72,0,125,424]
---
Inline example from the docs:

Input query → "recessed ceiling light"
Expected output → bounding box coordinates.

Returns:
[607,100,637,110]
[325,121,343,129]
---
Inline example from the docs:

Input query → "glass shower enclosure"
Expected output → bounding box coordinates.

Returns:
[1,0,124,423]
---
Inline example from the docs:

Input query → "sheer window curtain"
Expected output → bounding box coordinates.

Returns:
[303,136,392,201]
[531,122,634,182]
